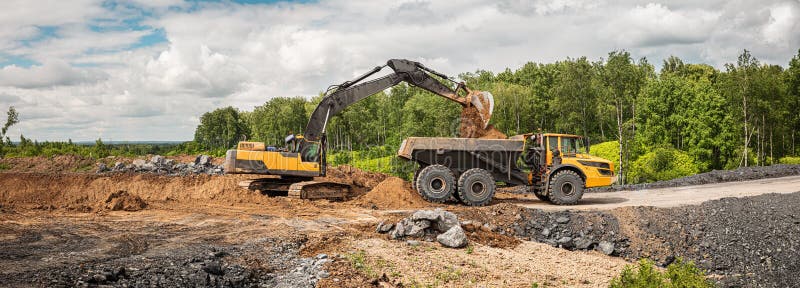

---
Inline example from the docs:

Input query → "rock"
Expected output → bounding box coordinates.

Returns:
[541,228,551,237]
[164,159,175,166]
[406,219,430,237]
[557,236,573,248]
[390,221,407,239]
[195,155,212,166]
[141,163,156,171]
[556,216,570,224]
[91,274,107,283]
[203,261,224,276]
[598,241,615,255]
[132,159,146,168]
[437,225,468,248]
[316,254,328,260]
[406,240,420,246]
[376,221,394,233]
[96,163,109,173]
[150,155,165,165]
[574,237,594,250]
[113,162,125,170]
[411,208,459,232]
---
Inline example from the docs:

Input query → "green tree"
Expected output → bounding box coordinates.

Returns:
[248,97,307,146]
[2,106,19,144]
[719,50,760,167]
[786,49,800,155]
[194,106,250,150]
[598,51,647,184]
[550,57,598,138]
[0,106,20,156]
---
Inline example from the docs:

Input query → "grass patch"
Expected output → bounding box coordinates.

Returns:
[609,258,714,288]
[346,250,379,279]
[0,162,10,170]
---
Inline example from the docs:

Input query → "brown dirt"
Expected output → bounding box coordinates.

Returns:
[459,106,507,139]
[323,165,388,196]
[102,190,148,211]
[331,238,627,287]
[352,177,433,210]
[0,155,96,173]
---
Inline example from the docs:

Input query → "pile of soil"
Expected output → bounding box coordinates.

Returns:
[353,177,430,209]
[458,106,507,139]
[0,172,286,212]
[324,165,388,195]
[0,155,96,173]
[103,190,147,211]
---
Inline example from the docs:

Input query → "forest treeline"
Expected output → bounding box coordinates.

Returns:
[194,49,800,184]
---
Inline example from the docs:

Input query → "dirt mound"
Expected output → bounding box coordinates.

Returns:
[0,172,294,212]
[353,177,430,209]
[0,155,96,173]
[103,190,147,211]
[323,165,388,195]
[458,106,507,139]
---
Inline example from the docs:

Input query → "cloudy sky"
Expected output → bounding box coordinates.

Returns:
[0,0,798,141]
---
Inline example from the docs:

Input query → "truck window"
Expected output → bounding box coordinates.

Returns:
[548,136,558,152]
[561,137,583,155]
[561,137,579,155]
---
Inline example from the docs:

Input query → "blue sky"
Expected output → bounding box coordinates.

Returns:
[0,0,798,141]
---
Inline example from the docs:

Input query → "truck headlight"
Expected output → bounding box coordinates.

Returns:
[578,160,611,169]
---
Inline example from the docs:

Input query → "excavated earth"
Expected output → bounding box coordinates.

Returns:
[1,155,800,287]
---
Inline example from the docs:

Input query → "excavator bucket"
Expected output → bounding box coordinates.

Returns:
[468,91,494,128]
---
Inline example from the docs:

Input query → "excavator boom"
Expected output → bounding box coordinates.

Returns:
[304,59,494,141]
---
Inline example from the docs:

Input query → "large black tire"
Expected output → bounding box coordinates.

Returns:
[412,166,425,194]
[416,165,456,203]
[548,170,584,205]
[533,190,549,202]
[456,168,496,206]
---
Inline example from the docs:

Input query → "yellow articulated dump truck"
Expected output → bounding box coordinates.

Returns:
[398,133,615,206]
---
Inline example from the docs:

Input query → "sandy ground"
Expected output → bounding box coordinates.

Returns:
[505,175,800,211]
[2,156,799,287]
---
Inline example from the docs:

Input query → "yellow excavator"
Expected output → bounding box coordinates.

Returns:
[224,59,495,199]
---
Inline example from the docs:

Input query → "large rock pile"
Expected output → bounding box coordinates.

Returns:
[508,209,628,256]
[96,155,224,176]
[376,208,468,248]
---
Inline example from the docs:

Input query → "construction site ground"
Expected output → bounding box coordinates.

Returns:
[1,155,799,287]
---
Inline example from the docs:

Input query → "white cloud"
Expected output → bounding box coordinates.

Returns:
[763,2,800,46]
[0,0,798,141]
[609,3,722,47]
[0,61,107,88]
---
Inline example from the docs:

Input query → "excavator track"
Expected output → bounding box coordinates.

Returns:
[287,181,351,200]
[239,178,350,200]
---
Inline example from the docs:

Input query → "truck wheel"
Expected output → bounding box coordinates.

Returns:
[412,166,425,194]
[457,168,496,206]
[416,165,455,203]
[533,190,549,202]
[548,170,584,205]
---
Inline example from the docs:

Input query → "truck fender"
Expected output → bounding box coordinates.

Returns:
[543,164,586,195]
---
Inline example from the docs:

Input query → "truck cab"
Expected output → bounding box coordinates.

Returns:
[536,133,616,188]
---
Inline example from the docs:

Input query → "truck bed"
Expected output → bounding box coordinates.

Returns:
[397,137,524,159]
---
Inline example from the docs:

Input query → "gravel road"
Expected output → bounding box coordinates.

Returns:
[508,175,800,211]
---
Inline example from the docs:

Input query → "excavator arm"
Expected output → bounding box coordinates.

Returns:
[304,59,494,142]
